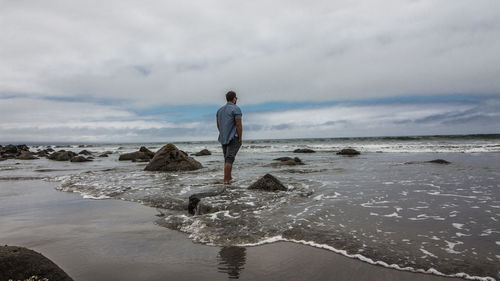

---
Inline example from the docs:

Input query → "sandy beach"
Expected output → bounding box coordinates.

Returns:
[0,178,459,281]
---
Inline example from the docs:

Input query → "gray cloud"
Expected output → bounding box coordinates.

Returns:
[1,0,500,108]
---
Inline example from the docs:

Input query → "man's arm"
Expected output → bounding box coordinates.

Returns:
[235,118,242,142]
[217,119,220,132]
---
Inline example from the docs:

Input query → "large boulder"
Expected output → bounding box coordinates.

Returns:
[248,174,287,192]
[145,144,202,171]
[119,146,155,161]
[0,245,74,281]
[293,148,315,153]
[337,148,361,156]
[48,150,77,161]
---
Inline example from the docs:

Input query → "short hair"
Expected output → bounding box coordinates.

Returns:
[226,91,237,101]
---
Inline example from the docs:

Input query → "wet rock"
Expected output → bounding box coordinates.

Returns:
[16,144,30,151]
[337,148,361,156]
[48,150,77,161]
[70,156,92,162]
[145,144,202,171]
[405,159,451,165]
[119,146,155,161]
[16,151,38,160]
[98,151,113,157]
[272,157,304,166]
[428,159,451,164]
[0,157,6,162]
[188,187,226,215]
[194,149,212,156]
[293,148,315,153]
[3,144,19,154]
[248,174,287,192]
[78,150,92,155]
[0,245,74,281]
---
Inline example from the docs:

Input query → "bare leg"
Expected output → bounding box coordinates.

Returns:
[223,163,233,184]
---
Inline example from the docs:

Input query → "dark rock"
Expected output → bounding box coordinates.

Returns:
[119,146,155,161]
[0,245,74,281]
[98,151,113,157]
[293,148,315,153]
[248,174,287,192]
[428,159,451,164]
[405,159,451,165]
[16,151,38,160]
[48,150,77,161]
[0,157,6,162]
[119,151,148,161]
[46,148,55,153]
[70,156,92,162]
[3,144,18,154]
[16,144,30,151]
[140,146,155,158]
[337,148,361,156]
[194,149,211,156]
[188,187,226,215]
[145,144,202,171]
[271,157,304,166]
[78,150,92,155]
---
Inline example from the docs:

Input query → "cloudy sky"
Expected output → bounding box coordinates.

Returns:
[1,0,499,143]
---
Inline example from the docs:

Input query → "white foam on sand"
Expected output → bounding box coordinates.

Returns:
[238,236,495,281]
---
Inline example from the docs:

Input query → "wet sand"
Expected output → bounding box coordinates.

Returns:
[0,180,457,281]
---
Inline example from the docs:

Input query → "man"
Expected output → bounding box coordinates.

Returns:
[216,91,242,184]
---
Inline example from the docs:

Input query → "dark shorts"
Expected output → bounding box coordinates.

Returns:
[222,138,241,164]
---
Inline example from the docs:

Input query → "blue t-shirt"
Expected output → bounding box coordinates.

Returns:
[217,102,242,145]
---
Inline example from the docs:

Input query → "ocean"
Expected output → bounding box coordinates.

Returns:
[1,135,499,280]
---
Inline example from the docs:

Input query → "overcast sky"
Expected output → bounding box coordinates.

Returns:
[1,0,499,143]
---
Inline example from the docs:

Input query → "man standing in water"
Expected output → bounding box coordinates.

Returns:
[217,91,242,184]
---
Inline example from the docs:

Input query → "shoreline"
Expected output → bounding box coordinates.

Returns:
[0,179,480,281]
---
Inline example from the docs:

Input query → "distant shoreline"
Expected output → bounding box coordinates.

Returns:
[2,133,499,146]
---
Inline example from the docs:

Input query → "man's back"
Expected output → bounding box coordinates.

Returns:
[217,102,242,145]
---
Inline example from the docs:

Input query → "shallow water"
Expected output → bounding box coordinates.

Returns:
[1,135,499,280]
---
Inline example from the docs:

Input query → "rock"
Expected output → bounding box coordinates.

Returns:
[145,144,202,171]
[248,174,287,192]
[293,148,315,153]
[194,149,211,156]
[48,150,77,161]
[16,151,38,160]
[428,159,451,164]
[271,157,304,166]
[0,157,6,162]
[98,151,113,157]
[16,144,30,151]
[3,144,19,154]
[405,159,451,165]
[78,150,92,155]
[188,187,226,215]
[70,156,92,162]
[0,245,74,281]
[119,146,155,161]
[337,148,361,156]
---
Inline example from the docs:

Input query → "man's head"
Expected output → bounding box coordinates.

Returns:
[226,91,237,104]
